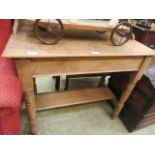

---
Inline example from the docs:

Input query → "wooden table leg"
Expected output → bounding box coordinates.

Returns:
[112,56,153,118]
[15,59,37,134]
[24,94,37,134]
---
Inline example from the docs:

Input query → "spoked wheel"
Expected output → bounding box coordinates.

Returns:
[110,22,133,46]
[34,19,64,45]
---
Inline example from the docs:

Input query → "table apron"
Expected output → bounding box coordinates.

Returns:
[21,56,145,77]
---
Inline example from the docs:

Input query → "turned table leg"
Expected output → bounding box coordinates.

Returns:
[15,59,37,134]
[24,93,37,134]
[112,56,153,118]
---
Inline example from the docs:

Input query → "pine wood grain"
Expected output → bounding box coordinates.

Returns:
[36,87,115,111]
[7,20,155,134]
[30,57,143,77]
[2,26,155,58]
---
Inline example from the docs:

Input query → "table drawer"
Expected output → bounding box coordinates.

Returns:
[31,57,143,77]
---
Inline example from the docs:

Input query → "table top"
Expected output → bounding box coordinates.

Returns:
[3,26,155,58]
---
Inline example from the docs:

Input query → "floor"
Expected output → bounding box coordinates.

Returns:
[21,76,155,135]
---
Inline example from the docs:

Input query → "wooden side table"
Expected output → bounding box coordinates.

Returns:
[2,24,155,134]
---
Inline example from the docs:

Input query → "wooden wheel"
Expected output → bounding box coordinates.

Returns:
[110,22,133,46]
[34,19,64,45]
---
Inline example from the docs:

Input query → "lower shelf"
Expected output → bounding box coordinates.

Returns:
[36,87,115,111]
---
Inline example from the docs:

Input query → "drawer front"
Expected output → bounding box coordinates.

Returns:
[31,57,143,77]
